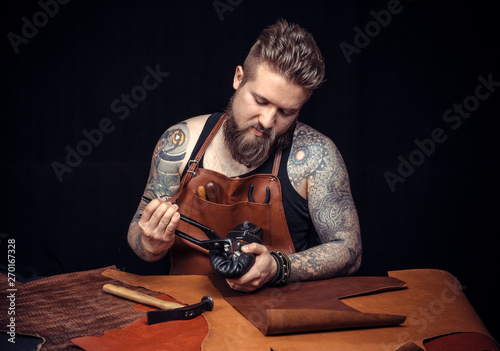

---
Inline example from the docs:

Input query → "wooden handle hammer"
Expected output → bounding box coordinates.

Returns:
[103,283,214,325]
[103,284,184,310]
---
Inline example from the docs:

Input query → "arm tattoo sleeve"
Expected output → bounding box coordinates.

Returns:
[128,123,189,261]
[287,124,362,281]
[144,122,189,200]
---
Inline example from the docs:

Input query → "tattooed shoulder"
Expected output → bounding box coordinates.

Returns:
[287,123,345,193]
[286,123,361,280]
[145,122,190,199]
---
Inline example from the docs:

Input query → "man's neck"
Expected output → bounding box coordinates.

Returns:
[203,123,258,177]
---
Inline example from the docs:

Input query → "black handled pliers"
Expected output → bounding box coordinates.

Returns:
[140,196,262,258]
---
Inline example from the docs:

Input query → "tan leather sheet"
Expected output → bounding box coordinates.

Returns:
[339,269,496,350]
[100,268,497,351]
[270,269,497,351]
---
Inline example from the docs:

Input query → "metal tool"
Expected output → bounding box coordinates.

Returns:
[147,296,214,325]
[248,184,271,204]
[103,284,214,325]
[140,195,263,271]
[175,214,260,259]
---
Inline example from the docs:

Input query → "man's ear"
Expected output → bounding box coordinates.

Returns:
[233,65,244,90]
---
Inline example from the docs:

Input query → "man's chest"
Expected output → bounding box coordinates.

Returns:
[202,146,308,200]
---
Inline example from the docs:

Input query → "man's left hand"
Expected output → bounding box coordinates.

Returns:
[226,243,277,292]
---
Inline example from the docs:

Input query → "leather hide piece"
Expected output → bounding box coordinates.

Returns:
[208,274,407,335]
[71,294,208,351]
[0,266,191,350]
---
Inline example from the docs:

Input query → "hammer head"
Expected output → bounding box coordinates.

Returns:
[146,296,214,325]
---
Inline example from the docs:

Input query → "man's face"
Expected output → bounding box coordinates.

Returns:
[224,64,309,168]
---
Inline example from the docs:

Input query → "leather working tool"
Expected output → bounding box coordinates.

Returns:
[176,214,264,278]
[141,195,262,257]
[140,195,263,278]
[103,284,214,325]
[196,185,207,200]
[205,180,218,203]
[248,184,270,204]
[196,180,218,203]
[175,214,262,257]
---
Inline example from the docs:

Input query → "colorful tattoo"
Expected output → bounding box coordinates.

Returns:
[146,122,189,199]
[128,122,190,262]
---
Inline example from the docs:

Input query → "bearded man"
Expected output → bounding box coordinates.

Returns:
[127,19,361,292]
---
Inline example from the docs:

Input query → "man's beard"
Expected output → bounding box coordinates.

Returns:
[223,92,295,168]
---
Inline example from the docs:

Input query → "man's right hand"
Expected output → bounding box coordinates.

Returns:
[137,198,180,255]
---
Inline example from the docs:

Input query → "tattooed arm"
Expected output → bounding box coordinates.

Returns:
[287,123,362,281]
[127,122,191,262]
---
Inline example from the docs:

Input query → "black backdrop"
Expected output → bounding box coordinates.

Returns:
[2,0,498,338]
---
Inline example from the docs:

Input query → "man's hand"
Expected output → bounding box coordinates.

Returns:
[225,243,277,292]
[137,199,180,256]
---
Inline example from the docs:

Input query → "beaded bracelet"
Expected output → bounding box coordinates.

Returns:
[268,251,291,286]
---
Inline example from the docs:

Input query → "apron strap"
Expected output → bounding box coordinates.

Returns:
[272,148,282,177]
[170,114,226,203]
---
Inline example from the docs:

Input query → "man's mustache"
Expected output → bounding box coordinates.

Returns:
[243,121,274,139]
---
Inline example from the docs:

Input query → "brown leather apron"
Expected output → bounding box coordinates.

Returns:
[169,114,296,275]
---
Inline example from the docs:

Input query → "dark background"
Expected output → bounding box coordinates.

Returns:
[1,0,498,339]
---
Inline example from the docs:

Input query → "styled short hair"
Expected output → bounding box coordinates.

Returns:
[241,19,325,95]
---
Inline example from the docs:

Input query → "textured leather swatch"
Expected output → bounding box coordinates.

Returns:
[0,267,162,350]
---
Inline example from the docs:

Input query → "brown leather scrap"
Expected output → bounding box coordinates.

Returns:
[0,266,161,350]
[265,309,406,335]
[424,332,500,351]
[71,293,208,351]
[208,274,407,335]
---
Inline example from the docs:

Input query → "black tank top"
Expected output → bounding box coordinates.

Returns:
[184,112,319,251]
